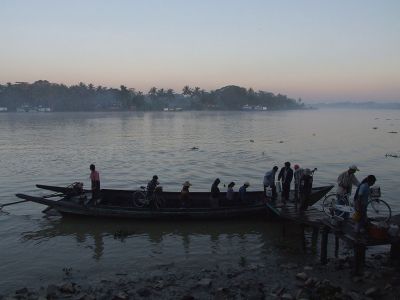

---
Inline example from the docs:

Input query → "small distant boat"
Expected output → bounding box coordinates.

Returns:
[15,184,334,220]
[0,107,7,112]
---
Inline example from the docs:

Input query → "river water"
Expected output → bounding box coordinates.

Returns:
[0,109,399,292]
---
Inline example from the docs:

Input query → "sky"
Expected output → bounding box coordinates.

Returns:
[1,0,399,102]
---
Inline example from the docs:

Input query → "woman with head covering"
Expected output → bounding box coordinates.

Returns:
[238,182,250,203]
[226,182,236,201]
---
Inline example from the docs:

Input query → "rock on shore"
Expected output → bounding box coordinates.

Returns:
[2,253,400,299]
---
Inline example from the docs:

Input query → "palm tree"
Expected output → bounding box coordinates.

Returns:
[166,89,175,99]
[156,88,165,98]
[182,85,192,97]
[148,87,157,99]
[193,86,201,97]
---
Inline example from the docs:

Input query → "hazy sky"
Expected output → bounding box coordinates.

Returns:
[1,0,399,102]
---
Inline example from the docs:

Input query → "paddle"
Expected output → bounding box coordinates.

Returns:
[1,192,64,211]
[0,199,28,209]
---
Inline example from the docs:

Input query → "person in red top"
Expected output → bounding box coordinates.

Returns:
[89,164,100,201]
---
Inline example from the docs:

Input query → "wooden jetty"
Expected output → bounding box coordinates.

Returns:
[266,198,400,275]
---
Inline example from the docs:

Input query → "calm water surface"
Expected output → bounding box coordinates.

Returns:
[0,109,399,292]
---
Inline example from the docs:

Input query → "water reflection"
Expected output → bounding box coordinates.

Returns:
[21,216,305,261]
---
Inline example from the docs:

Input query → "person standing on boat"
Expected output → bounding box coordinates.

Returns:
[278,162,293,204]
[238,182,250,203]
[89,164,100,201]
[353,175,376,234]
[299,168,313,210]
[210,178,221,208]
[147,175,159,197]
[263,166,278,200]
[180,181,192,207]
[226,182,236,201]
[293,164,304,205]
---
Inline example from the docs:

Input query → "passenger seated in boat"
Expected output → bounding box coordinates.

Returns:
[210,178,221,208]
[238,182,250,203]
[226,182,235,201]
[89,164,100,203]
[180,181,192,207]
[147,175,159,197]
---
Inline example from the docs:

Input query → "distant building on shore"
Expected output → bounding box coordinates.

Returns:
[16,105,52,112]
[241,104,267,111]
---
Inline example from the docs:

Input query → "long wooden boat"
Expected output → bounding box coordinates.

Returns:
[16,184,333,220]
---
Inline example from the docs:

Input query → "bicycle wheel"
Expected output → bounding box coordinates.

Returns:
[132,191,146,207]
[367,199,391,222]
[322,194,347,218]
[322,194,337,217]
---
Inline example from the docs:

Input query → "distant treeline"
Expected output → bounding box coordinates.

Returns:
[0,80,304,111]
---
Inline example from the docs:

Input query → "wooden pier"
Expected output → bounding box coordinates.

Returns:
[266,199,400,275]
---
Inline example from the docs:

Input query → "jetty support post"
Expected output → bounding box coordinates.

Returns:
[390,242,400,260]
[334,235,339,258]
[301,224,306,251]
[353,243,366,275]
[311,226,319,252]
[320,226,329,265]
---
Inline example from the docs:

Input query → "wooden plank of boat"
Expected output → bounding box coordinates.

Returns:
[36,184,90,194]
[37,184,333,206]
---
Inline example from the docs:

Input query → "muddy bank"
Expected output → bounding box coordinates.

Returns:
[2,252,400,300]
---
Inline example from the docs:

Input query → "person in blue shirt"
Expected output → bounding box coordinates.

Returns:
[239,182,250,203]
[354,175,376,234]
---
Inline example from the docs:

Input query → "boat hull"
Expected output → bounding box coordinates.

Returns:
[16,185,333,220]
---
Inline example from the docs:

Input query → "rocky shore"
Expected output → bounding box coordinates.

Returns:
[2,252,399,300]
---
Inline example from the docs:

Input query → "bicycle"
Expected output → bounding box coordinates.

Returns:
[321,186,391,222]
[132,186,165,208]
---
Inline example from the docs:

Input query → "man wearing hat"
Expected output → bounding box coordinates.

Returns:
[337,165,360,209]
